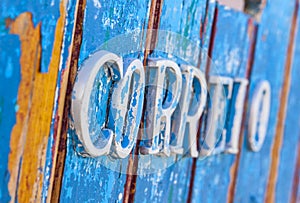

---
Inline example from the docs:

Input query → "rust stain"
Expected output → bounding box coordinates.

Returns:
[123,0,164,202]
[50,0,86,201]
[291,141,300,203]
[187,4,219,203]
[187,157,197,203]
[265,1,299,202]
[7,0,67,202]
[143,0,164,64]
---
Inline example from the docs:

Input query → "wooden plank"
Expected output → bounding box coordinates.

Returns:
[0,0,68,201]
[232,0,297,202]
[42,0,79,201]
[129,0,207,202]
[1,1,299,202]
[275,3,300,202]
[265,1,299,201]
[59,0,151,202]
[190,4,254,203]
[123,0,164,201]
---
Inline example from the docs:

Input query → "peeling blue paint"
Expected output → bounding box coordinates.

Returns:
[60,0,150,202]
[42,0,78,200]
[192,5,252,203]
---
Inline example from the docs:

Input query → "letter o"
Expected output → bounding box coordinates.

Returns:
[248,80,271,152]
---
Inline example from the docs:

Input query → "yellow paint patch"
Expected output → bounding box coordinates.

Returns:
[7,12,41,203]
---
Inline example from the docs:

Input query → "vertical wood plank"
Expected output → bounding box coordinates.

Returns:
[58,1,151,202]
[190,4,254,203]
[43,0,80,201]
[233,0,297,202]
[123,0,163,201]
[274,3,300,202]
[130,0,206,202]
[0,0,68,201]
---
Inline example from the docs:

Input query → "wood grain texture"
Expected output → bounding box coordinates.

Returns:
[10,2,67,202]
[1,0,300,202]
[227,18,258,203]
[44,0,79,202]
[123,0,163,202]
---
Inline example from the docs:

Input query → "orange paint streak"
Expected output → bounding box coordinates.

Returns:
[7,0,67,202]
[17,1,67,202]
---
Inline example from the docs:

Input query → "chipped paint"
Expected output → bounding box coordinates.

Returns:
[4,0,67,201]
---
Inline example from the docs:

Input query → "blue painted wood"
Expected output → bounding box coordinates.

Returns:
[191,5,252,203]
[59,1,151,202]
[233,0,297,202]
[275,6,300,203]
[0,35,21,203]
[133,0,206,202]
[1,0,299,202]
[164,1,216,202]
[0,1,65,200]
[42,0,78,201]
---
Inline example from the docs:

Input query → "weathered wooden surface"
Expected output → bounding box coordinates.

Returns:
[233,0,299,202]
[132,0,205,202]
[59,0,151,202]
[275,3,300,202]
[0,0,300,202]
[0,0,69,202]
[191,4,255,203]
